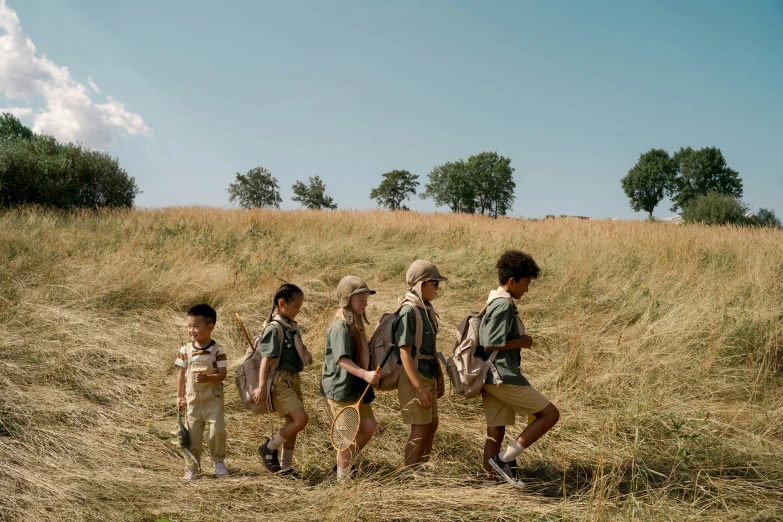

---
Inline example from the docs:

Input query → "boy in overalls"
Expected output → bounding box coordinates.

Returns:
[175,304,229,480]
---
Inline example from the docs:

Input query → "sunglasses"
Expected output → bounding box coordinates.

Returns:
[426,280,440,288]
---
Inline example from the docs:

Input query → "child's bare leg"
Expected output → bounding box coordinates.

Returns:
[275,408,308,471]
[278,407,308,441]
[517,403,559,447]
[484,425,505,474]
[283,432,297,450]
[337,418,377,470]
[404,424,430,467]
[354,417,377,453]
[421,418,439,462]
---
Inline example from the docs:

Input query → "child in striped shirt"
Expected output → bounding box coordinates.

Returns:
[175,304,229,480]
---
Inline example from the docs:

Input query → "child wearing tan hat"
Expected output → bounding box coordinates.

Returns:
[393,259,447,471]
[320,276,380,481]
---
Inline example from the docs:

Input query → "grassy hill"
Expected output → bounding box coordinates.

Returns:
[1,207,781,521]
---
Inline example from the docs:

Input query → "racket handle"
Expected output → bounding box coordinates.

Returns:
[235,313,255,350]
[357,346,394,403]
[357,367,382,403]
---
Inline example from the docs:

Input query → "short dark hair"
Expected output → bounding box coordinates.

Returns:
[496,250,540,285]
[187,304,217,325]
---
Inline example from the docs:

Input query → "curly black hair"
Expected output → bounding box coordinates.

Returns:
[496,250,540,285]
[187,303,217,325]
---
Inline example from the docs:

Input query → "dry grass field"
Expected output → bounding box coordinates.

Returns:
[1,207,781,521]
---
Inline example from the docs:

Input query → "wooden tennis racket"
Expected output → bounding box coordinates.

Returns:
[330,345,394,452]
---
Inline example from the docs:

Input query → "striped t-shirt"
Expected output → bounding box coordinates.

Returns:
[175,340,228,375]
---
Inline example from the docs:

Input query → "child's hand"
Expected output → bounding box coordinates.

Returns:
[177,397,186,409]
[436,375,445,398]
[415,387,432,409]
[194,371,207,383]
[252,386,267,404]
[363,370,380,387]
[520,335,534,349]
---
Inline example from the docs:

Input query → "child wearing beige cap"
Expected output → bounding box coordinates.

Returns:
[393,260,447,471]
[320,276,380,481]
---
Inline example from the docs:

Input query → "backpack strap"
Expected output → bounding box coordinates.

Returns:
[254,322,285,411]
[268,320,285,348]
[255,320,285,354]
[480,297,515,384]
[395,300,427,358]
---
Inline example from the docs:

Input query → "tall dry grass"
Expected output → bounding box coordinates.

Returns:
[0,207,781,521]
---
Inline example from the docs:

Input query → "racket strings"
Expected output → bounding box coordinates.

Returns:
[332,407,360,451]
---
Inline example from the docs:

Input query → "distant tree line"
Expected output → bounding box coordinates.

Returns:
[6,108,774,229]
[228,151,517,219]
[621,146,778,227]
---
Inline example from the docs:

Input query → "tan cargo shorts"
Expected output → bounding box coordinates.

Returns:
[481,383,550,428]
[397,370,438,425]
[271,370,304,418]
[322,397,375,423]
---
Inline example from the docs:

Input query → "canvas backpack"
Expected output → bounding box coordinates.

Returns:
[439,296,519,399]
[368,299,425,391]
[234,320,284,415]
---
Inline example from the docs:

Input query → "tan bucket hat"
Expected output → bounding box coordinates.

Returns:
[406,259,448,287]
[336,275,376,309]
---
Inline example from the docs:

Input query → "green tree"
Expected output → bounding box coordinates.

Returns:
[419,160,475,213]
[668,147,742,212]
[0,116,139,209]
[753,208,781,228]
[621,149,674,219]
[370,170,419,210]
[291,175,337,210]
[466,151,515,218]
[227,167,281,209]
[0,112,34,141]
[682,192,752,226]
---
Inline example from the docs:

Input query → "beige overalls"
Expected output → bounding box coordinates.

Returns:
[184,343,226,471]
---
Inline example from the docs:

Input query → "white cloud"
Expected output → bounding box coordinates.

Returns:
[87,76,101,94]
[0,0,151,149]
[0,106,32,118]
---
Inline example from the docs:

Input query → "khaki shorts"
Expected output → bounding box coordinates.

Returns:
[322,397,375,423]
[271,370,304,418]
[397,371,438,425]
[482,383,550,428]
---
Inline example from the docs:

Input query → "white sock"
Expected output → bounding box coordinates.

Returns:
[267,432,286,451]
[499,440,525,463]
[281,448,294,470]
[336,464,350,480]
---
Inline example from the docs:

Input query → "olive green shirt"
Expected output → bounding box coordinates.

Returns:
[479,298,530,386]
[392,304,439,380]
[320,319,375,403]
[258,323,303,374]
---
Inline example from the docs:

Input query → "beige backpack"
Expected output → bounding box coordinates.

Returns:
[369,300,423,391]
[439,297,518,399]
[234,321,284,415]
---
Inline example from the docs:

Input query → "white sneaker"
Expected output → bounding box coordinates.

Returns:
[214,462,229,477]
[183,470,199,480]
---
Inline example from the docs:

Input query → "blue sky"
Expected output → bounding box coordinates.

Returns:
[2,0,781,218]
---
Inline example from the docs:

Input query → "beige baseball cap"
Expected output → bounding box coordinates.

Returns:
[336,275,376,308]
[406,260,448,287]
